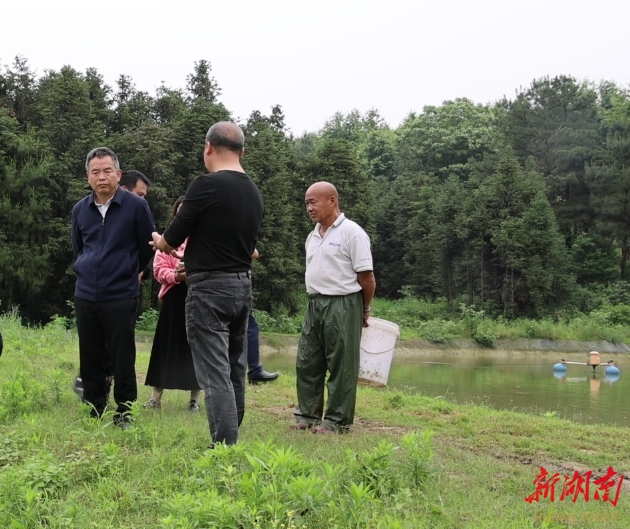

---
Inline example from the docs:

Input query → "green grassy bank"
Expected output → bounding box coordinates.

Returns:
[236,297,630,347]
[0,313,628,528]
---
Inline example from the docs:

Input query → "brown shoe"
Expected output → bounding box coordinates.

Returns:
[290,422,311,430]
[312,425,335,434]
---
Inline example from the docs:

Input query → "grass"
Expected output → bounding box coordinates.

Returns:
[237,298,630,346]
[370,298,630,345]
[0,311,629,527]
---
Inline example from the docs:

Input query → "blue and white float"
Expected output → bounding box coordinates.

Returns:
[605,364,620,376]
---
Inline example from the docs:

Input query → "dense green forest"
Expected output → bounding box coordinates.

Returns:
[1,57,630,324]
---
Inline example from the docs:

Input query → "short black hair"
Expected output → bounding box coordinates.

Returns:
[85,147,120,171]
[120,170,151,191]
[205,122,245,154]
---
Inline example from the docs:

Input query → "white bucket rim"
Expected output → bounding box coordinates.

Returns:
[364,317,400,337]
[360,317,400,355]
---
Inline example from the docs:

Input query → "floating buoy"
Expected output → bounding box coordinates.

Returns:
[605,365,620,376]
[553,362,567,372]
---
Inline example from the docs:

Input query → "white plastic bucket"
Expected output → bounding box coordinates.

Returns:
[358,317,400,387]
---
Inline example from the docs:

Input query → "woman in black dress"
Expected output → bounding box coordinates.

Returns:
[145,197,201,410]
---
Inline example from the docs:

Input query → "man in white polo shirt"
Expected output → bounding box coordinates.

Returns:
[292,181,376,434]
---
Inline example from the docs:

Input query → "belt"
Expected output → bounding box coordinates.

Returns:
[186,270,251,286]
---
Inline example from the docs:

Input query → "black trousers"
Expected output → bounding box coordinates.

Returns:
[75,296,137,418]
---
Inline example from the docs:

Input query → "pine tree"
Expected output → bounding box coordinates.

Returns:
[242,108,303,313]
[0,111,55,320]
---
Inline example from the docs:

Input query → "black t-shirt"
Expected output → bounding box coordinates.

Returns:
[164,170,264,274]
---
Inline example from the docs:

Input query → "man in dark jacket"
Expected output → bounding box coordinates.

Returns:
[72,147,155,428]
[71,169,153,402]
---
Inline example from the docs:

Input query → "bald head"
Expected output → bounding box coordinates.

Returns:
[305,181,341,228]
[205,122,245,154]
[306,182,339,202]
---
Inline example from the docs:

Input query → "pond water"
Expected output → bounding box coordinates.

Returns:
[260,348,628,427]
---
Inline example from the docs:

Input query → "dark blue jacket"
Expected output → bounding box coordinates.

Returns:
[72,187,155,301]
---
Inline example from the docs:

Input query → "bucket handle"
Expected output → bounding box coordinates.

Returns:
[360,346,394,355]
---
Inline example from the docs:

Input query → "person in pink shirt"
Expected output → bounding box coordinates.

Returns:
[144,197,202,410]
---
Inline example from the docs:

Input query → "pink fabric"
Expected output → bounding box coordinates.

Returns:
[153,240,187,300]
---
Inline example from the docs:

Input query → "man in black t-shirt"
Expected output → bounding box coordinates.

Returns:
[151,122,264,446]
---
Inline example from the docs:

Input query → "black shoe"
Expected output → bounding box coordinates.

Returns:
[248,370,280,384]
[113,415,132,430]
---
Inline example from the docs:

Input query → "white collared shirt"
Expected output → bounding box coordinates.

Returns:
[94,195,113,218]
[304,213,373,296]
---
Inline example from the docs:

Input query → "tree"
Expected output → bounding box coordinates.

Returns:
[587,87,630,277]
[569,234,618,285]
[473,154,571,316]
[320,108,387,144]
[153,83,187,125]
[493,191,572,317]
[416,175,466,307]
[396,98,503,178]
[111,74,154,134]
[503,76,601,237]
[186,60,221,103]
[373,172,434,297]
[242,108,303,313]
[361,128,397,180]
[0,56,39,127]
[320,109,395,180]
[0,111,55,320]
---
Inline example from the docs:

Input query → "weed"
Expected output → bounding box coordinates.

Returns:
[136,308,160,332]
[255,309,302,334]
[0,372,49,424]
[387,394,405,409]
[400,431,434,489]
[348,440,398,497]
[473,326,498,347]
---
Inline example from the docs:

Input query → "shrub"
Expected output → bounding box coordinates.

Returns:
[418,321,447,343]
[254,310,302,334]
[0,372,49,424]
[602,304,630,326]
[472,322,497,347]
[136,308,160,332]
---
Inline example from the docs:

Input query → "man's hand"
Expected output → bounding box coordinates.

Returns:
[150,232,163,251]
[357,270,376,328]
[150,232,175,254]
